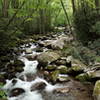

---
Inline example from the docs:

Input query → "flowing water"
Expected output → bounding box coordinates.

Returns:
[1,34,94,100]
[2,40,64,100]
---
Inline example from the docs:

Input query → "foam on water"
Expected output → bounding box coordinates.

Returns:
[19,57,38,74]
[8,91,43,100]
[31,77,61,92]
[3,77,62,100]
[3,78,43,100]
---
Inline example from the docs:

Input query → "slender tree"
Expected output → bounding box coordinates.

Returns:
[2,0,9,17]
[95,0,100,14]
[71,0,76,14]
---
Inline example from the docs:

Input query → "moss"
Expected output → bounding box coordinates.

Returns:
[95,56,100,62]
[50,70,60,82]
[45,65,57,71]
[93,80,100,97]
[72,66,83,72]
[57,65,68,74]
[0,83,7,99]
[76,73,91,82]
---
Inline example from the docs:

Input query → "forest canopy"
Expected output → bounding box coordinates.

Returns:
[0,0,100,50]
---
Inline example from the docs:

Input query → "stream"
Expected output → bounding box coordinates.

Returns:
[1,33,94,100]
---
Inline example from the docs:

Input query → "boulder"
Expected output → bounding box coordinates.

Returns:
[50,70,60,83]
[4,60,24,79]
[7,60,24,72]
[38,35,73,50]
[31,82,46,91]
[25,48,33,54]
[54,57,67,66]
[45,65,57,71]
[76,68,100,82]
[9,88,25,97]
[57,65,68,74]
[71,59,87,71]
[93,80,100,100]
[36,52,60,67]
[58,74,70,82]
[76,73,91,82]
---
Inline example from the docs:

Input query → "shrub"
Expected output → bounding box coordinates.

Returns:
[92,21,100,36]
[74,0,98,44]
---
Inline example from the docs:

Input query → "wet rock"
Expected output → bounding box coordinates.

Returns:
[13,60,25,67]
[54,87,70,93]
[37,52,60,67]
[25,48,33,54]
[57,65,68,74]
[93,80,100,100]
[54,57,67,66]
[9,88,25,97]
[76,65,100,82]
[31,82,46,91]
[50,70,60,83]
[4,60,24,79]
[25,54,37,60]
[76,73,91,82]
[58,74,70,82]
[38,35,73,50]
[35,47,43,52]
[91,70,100,79]
[0,74,5,83]
[69,66,84,75]
[45,65,57,71]
[71,59,87,70]
[9,60,24,72]
[65,57,87,75]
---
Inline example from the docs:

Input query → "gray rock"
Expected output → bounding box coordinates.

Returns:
[25,48,33,54]
[36,52,60,67]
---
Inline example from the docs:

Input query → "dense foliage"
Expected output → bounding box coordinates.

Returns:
[73,0,100,44]
[0,0,99,58]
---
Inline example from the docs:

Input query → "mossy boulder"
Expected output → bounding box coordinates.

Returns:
[71,66,83,72]
[76,73,92,82]
[4,60,24,79]
[54,57,67,66]
[76,67,100,82]
[57,65,68,74]
[37,51,60,67]
[93,80,100,100]
[50,70,60,82]
[58,74,70,82]
[91,70,100,79]
[45,65,57,71]
[71,59,87,70]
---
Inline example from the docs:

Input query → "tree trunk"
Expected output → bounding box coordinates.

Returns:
[71,0,76,14]
[95,0,100,14]
[2,0,9,17]
[60,0,72,33]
